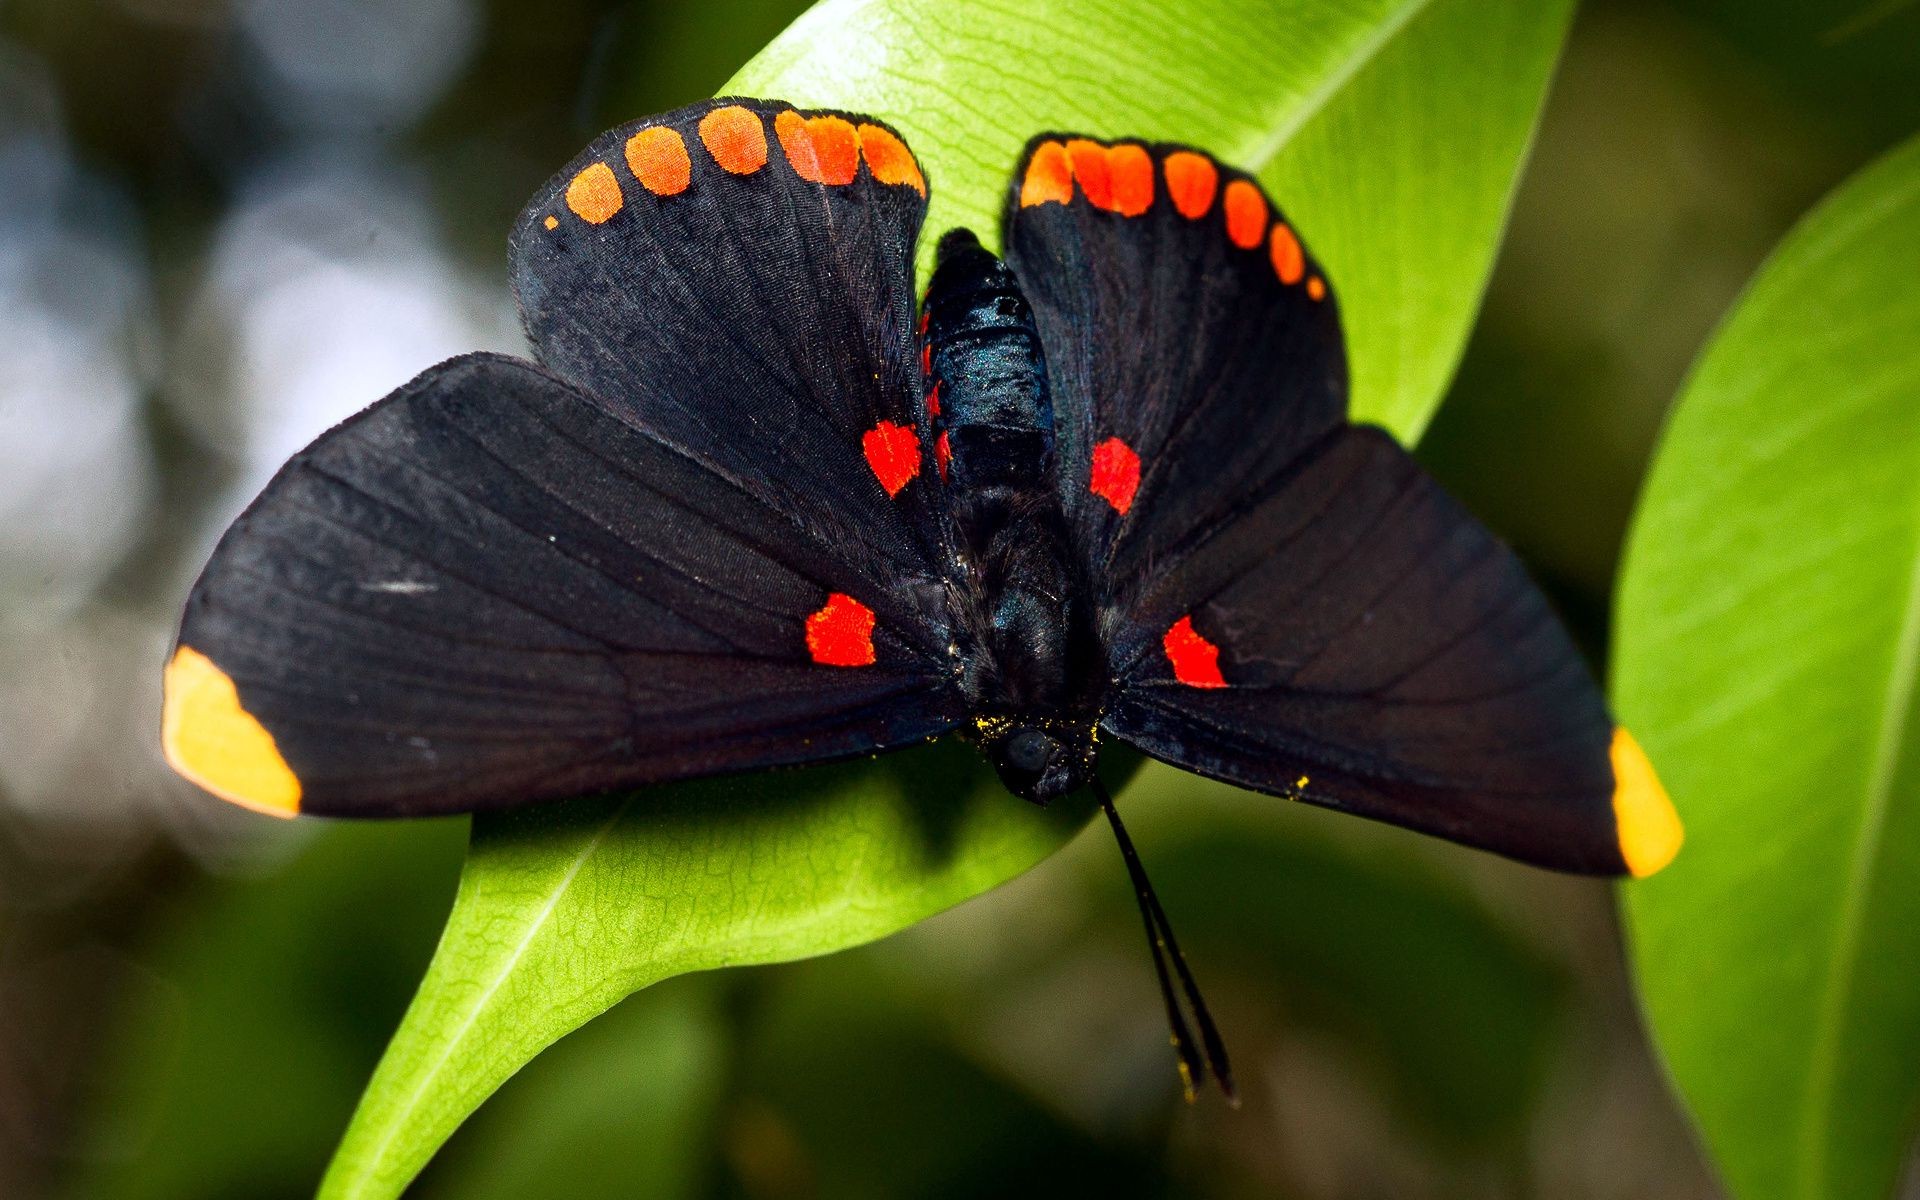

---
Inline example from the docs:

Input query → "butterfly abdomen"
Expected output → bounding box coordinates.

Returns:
[922,228,1053,489]
[922,229,1101,726]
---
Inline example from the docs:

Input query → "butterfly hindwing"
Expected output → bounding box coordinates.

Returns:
[164,354,963,818]
[1101,427,1628,874]
[1005,135,1640,874]
[512,97,946,575]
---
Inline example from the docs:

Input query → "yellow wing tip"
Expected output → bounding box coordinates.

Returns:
[161,646,302,817]
[1610,727,1681,877]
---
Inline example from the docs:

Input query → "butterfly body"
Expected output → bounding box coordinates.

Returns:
[923,227,1101,802]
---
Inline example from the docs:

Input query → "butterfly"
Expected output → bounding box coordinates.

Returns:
[161,97,1683,1102]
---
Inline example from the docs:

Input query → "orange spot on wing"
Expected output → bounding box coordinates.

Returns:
[565,162,623,224]
[1612,728,1683,877]
[1089,436,1140,513]
[862,420,921,497]
[698,105,768,174]
[1064,141,1153,216]
[1065,139,1113,209]
[1307,275,1327,301]
[776,111,859,185]
[1106,144,1154,216]
[807,593,877,667]
[543,215,559,230]
[1163,616,1227,688]
[1020,140,1073,207]
[925,381,941,418]
[935,430,951,480]
[1269,223,1304,284]
[858,123,926,195]
[1223,179,1266,249]
[1163,151,1217,218]
[162,646,302,816]
[626,126,691,196]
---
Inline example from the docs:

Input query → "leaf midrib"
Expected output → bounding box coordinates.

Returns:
[347,799,634,1190]
[1240,0,1436,172]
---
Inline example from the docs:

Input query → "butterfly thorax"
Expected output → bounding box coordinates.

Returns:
[923,229,1102,802]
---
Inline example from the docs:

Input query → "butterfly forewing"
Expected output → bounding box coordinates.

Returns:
[1002,135,1647,875]
[1001,135,1346,601]
[512,97,950,580]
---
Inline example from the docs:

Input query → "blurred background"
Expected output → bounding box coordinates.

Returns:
[2,0,1917,1196]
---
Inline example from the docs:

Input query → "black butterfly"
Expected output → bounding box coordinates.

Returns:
[162,98,1681,1101]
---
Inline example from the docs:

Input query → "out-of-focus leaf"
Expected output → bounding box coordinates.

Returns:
[1148,812,1564,1150]
[1614,133,1920,1200]
[725,960,1171,1199]
[64,821,466,1200]
[320,0,1578,1193]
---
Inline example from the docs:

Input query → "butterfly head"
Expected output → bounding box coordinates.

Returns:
[981,717,1094,805]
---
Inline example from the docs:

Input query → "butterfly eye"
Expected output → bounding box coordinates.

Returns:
[1004,728,1055,773]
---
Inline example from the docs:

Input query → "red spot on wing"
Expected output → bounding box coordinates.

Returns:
[1089,436,1140,513]
[1224,179,1267,249]
[857,123,925,195]
[862,420,921,497]
[807,594,876,667]
[935,430,951,480]
[775,111,859,185]
[925,381,941,418]
[1269,223,1305,284]
[1163,151,1218,218]
[1064,140,1153,216]
[1065,139,1114,208]
[1106,144,1154,216]
[1163,616,1227,688]
[1020,141,1073,207]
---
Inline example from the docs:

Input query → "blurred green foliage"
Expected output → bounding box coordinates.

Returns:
[0,0,1914,1197]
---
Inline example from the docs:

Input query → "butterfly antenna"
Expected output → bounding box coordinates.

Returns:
[1092,775,1237,1106]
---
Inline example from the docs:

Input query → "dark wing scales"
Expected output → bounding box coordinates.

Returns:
[512,97,947,577]
[1104,428,1629,874]
[165,354,963,818]
[1001,134,1345,604]
[1002,136,1679,875]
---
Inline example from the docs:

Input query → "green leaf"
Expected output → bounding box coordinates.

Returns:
[1614,133,1920,1200]
[416,979,727,1200]
[320,0,1576,1194]
[744,0,1573,439]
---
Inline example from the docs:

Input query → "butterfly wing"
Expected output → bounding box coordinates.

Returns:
[1002,138,1678,876]
[1001,136,1345,588]
[1102,427,1656,875]
[166,101,968,818]
[512,97,946,573]
[165,353,963,818]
